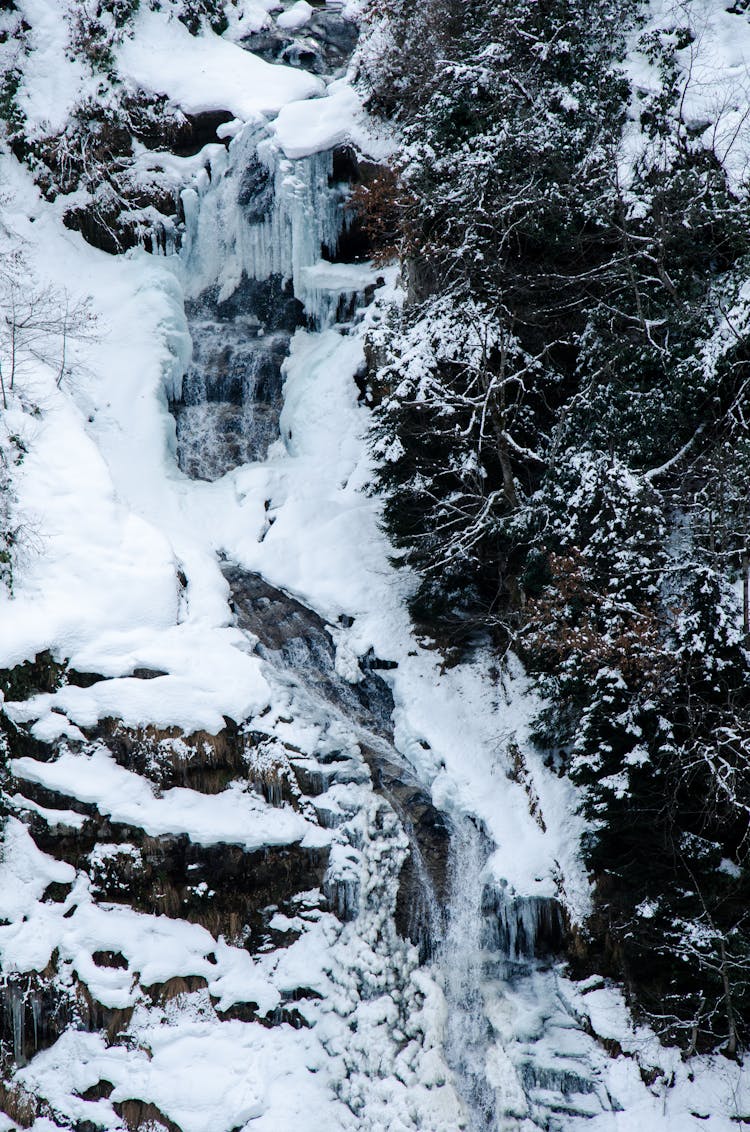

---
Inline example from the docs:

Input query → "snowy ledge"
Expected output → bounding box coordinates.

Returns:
[11,746,329,852]
[117,6,324,121]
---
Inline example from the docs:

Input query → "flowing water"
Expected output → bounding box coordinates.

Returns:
[441,820,498,1129]
[172,292,294,480]
[165,47,614,1132]
[0,15,722,1130]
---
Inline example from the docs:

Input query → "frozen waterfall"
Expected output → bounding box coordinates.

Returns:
[166,108,612,1132]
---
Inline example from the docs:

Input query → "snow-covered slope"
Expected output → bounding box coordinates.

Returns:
[0,1,749,1129]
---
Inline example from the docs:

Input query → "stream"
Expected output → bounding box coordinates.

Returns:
[166,60,610,1127]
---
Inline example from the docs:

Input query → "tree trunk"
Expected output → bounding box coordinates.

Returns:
[497,432,519,509]
[719,938,738,1058]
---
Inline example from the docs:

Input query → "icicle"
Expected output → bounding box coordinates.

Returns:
[324,840,363,922]
[324,874,361,921]
[179,123,346,319]
[518,1059,597,1100]
[9,983,26,1066]
[30,992,41,1053]
[481,888,565,963]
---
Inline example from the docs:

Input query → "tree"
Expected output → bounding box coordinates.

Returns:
[365,0,638,637]
[0,254,97,592]
[0,257,96,409]
[363,0,750,1051]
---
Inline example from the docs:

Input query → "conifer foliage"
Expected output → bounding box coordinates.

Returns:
[361,0,750,1051]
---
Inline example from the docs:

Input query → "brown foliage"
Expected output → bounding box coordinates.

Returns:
[506,739,546,831]
[143,975,209,1005]
[347,166,405,264]
[115,1099,181,1132]
[0,1082,37,1128]
[522,551,673,690]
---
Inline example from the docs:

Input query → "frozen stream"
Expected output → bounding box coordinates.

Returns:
[169,109,613,1130]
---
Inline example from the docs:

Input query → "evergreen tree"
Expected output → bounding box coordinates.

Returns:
[364,0,637,636]
[363,0,750,1050]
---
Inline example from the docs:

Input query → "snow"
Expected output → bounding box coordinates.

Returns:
[6,629,270,735]
[14,0,98,138]
[224,0,278,40]
[0,102,578,902]
[9,793,87,830]
[624,0,750,191]
[566,980,750,1132]
[0,770,465,1131]
[0,845,281,1013]
[0,818,74,922]
[11,744,328,850]
[0,391,181,670]
[272,77,393,160]
[14,0,323,145]
[118,6,324,121]
[0,4,748,1127]
[277,1,314,31]
[198,297,579,900]
[17,1022,352,1132]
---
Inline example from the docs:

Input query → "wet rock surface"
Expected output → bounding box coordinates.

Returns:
[0,13,628,1127]
[240,11,358,75]
[171,276,305,480]
[224,564,452,935]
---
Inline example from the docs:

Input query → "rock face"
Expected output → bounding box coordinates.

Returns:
[0,625,457,1130]
[239,9,358,75]
[1,683,331,1041]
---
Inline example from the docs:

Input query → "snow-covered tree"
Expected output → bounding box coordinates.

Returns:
[363,0,750,1049]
